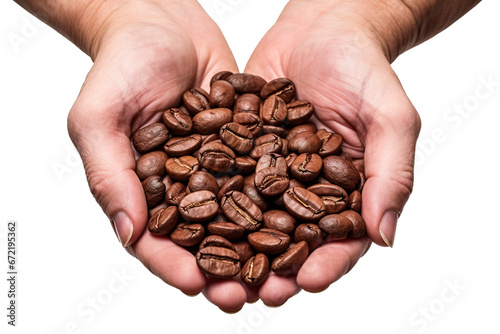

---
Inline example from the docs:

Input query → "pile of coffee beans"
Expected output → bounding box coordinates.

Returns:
[133,72,366,284]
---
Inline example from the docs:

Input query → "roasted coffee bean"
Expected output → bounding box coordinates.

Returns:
[187,171,219,194]
[232,241,255,264]
[286,123,318,140]
[227,73,267,94]
[210,70,233,86]
[262,125,288,138]
[196,246,240,277]
[178,105,190,116]
[247,228,291,255]
[149,202,167,218]
[322,156,360,193]
[197,142,235,172]
[340,210,366,238]
[307,183,348,214]
[207,221,245,241]
[287,132,322,154]
[220,190,263,231]
[233,93,261,114]
[250,133,282,160]
[318,214,353,239]
[162,108,193,135]
[178,190,219,223]
[280,138,290,157]
[261,95,287,126]
[148,206,178,235]
[283,187,326,222]
[358,172,366,192]
[192,108,233,134]
[255,153,288,174]
[286,100,314,125]
[135,151,168,181]
[316,129,342,157]
[241,253,269,286]
[233,112,263,137]
[165,182,187,206]
[290,153,322,182]
[262,210,296,234]
[199,235,234,250]
[215,174,231,189]
[294,223,325,251]
[201,133,220,146]
[242,181,268,212]
[170,223,205,247]
[289,178,306,189]
[254,167,289,197]
[271,241,309,276]
[219,122,254,154]
[182,88,210,115]
[209,80,236,108]
[285,153,298,169]
[132,123,169,153]
[352,159,365,174]
[348,190,362,212]
[165,156,200,181]
[218,175,244,201]
[234,156,257,173]
[163,134,202,157]
[142,175,166,208]
[261,78,295,103]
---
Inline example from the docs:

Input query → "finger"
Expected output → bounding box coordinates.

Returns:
[296,236,371,292]
[258,273,301,307]
[202,278,248,313]
[128,231,207,295]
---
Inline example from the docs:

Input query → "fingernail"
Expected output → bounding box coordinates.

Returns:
[112,211,133,247]
[379,210,399,248]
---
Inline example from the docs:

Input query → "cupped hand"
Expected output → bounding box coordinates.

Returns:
[67,0,254,312]
[245,0,421,305]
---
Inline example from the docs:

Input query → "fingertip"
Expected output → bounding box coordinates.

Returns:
[203,278,248,313]
[259,274,300,307]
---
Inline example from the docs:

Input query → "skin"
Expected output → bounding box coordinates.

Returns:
[14,0,481,312]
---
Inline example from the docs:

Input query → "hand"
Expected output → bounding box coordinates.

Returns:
[245,0,421,305]
[66,0,254,312]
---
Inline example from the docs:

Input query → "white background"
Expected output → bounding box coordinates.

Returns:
[1,1,499,333]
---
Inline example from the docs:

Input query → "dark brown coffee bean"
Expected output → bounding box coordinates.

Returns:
[178,105,190,116]
[215,174,231,189]
[135,151,168,181]
[163,134,202,157]
[289,178,306,189]
[196,246,240,277]
[358,172,366,192]
[286,100,314,125]
[260,78,295,103]
[322,156,360,193]
[227,73,267,94]
[262,125,288,138]
[348,190,362,212]
[199,235,234,250]
[192,108,233,134]
[285,153,298,169]
[241,253,269,286]
[218,175,244,201]
[178,190,218,223]
[182,88,209,115]
[220,191,262,231]
[340,210,366,238]
[261,95,287,126]
[142,175,166,208]
[149,202,167,218]
[318,214,353,239]
[280,138,290,157]
[249,133,282,160]
[132,123,169,153]
[170,223,205,247]
[209,80,236,108]
[242,180,268,212]
[210,70,233,86]
[307,183,348,214]
[165,155,200,181]
[255,153,288,174]
[232,241,255,264]
[148,206,178,235]
[294,223,325,251]
[290,153,322,182]
[207,221,245,241]
[233,93,261,114]
[287,132,322,154]
[187,171,219,194]
[283,187,326,222]
[262,210,296,234]
[165,182,187,206]
[234,156,257,173]
[316,129,342,157]
[271,241,309,276]
[286,123,318,140]
[232,112,263,137]
[219,122,254,154]
[197,142,235,173]
[201,133,220,146]
[162,108,193,135]
[247,228,291,255]
[254,167,289,197]
[352,159,365,174]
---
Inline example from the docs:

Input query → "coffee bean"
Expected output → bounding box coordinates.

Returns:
[322,156,360,193]
[285,153,298,169]
[250,133,282,160]
[316,129,342,157]
[340,210,366,238]
[234,156,257,174]
[142,175,166,208]
[197,142,235,173]
[199,235,234,250]
[286,100,314,125]
[280,138,290,157]
[200,133,220,147]
[232,241,255,264]
[178,190,219,223]
[287,132,322,154]
[210,70,233,86]
[255,153,288,174]
[286,123,317,140]
[226,73,267,94]
[242,180,269,212]
[262,125,288,138]
[262,210,296,234]
[192,108,233,134]
[207,221,245,241]
[247,228,291,255]
[162,108,193,135]
[233,112,263,137]
[132,123,169,153]
[196,246,241,277]
[148,206,178,235]
[294,223,325,251]
[261,78,295,103]
[209,80,236,108]
[271,241,309,276]
[318,214,353,239]
[170,223,205,247]
[135,151,168,181]
[165,156,200,181]
[254,167,289,197]
[283,187,326,222]
[261,95,287,126]
[218,175,244,201]
[348,190,362,212]
[233,93,261,114]
[182,88,210,115]
[241,253,269,286]
[219,122,254,154]
[165,182,187,206]
[220,190,263,231]
[307,183,348,214]
[187,171,219,194]
[290,153,322,182]
[163,134,202,157]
